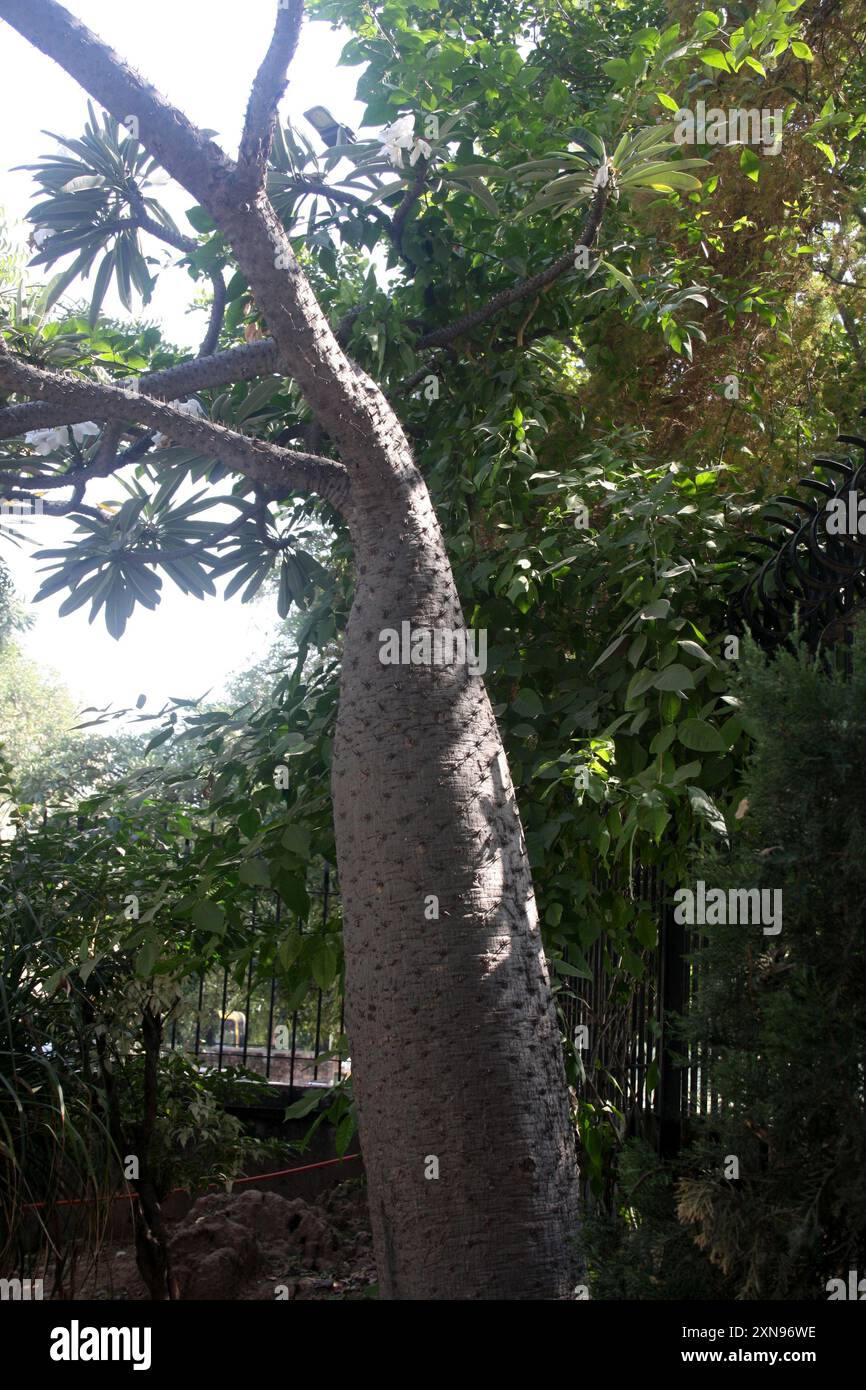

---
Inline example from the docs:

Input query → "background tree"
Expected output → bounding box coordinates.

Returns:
[674,630,866,1299]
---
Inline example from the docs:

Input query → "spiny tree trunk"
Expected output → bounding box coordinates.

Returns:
[333,471,579,1298]
[0,0,590,1299]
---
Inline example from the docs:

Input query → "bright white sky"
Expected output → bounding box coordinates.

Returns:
[0,1,368,716]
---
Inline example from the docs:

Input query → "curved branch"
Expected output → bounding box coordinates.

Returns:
[390,158,429,258]
[200,270,227,358]
[237,0,304,193]
[0,343,351,513]
[414,186,609,351]
[0,341,281,440]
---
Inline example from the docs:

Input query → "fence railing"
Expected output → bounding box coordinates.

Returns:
[166,863,346,1093]
[560,863,719,1157]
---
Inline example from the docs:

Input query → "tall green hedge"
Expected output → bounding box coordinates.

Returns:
[673,628,866,1299]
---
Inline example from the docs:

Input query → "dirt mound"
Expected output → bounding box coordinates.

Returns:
[61,1180,376,1301]
[170,1188,347,1298]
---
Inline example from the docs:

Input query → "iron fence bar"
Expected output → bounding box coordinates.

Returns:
[217,964,228,1071]
[242,942,254,1069]
[265,893,279,1080]
[194,970,204,1059]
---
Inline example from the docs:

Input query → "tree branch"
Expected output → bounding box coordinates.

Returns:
[1,184,610,438]
[237,0,304,193]
[0,0,403,471]
[0,343,350,513]
[415,186,609,351]
[199,269,227,358]
[0,341,280,441]
[390,158,429,259]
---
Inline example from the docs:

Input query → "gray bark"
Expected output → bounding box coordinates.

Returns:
[333,469,580,1298]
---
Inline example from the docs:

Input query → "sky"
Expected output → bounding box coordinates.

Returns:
[0,1,369,716]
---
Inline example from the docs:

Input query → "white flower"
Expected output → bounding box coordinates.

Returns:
[172,398,206,421]
[25,427,67,454]
[379,114,416,169]
[153,397,206,448]
[409,138,432,167]
[24,422,99,454]
[592,160,612,190]
[72,421,99,444]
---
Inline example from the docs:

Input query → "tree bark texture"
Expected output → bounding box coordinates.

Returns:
[332,464,580,1299]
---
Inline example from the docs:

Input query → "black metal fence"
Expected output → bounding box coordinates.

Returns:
[559,864,719,1157]
[165,863,346,1093]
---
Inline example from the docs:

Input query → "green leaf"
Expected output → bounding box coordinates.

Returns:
[135,939,158,978]
[602,58,632,86]
[626,667,656,703]
[650,724,677,755]
[639,600,670,620]
[88,249,115,326]
[653,663,695,691]
[284,1091,322,1120]
[813,140,836,166]
[687,785,728,836]
[310,940,338,991]
[589,633,626,673]
[600,260,644,303]
[700,48,730,70]
[642,806,671,842]
[552,957,592,980]
[511,687,544,718]
[239,859,271,887]
[656,92,680,112]
[740,148,760,182]
[791,41,813,61]
[678,639,715,665]
[678,719,727,753]
[192,901,225,934]
[281,825,311,859]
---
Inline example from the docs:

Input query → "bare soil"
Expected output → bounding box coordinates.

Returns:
[53,1180,377,1301]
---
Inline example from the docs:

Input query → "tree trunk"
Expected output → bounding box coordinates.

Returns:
[332,460,580,1299]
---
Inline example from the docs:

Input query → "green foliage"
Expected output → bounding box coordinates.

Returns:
[21,102,180,319]
[0,639,78,781]
[0,892,113,1279]
[673,628,866,1298]
[116,1056,287,1200]
[0,795,300,1283]
[581,1138,732,1300]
